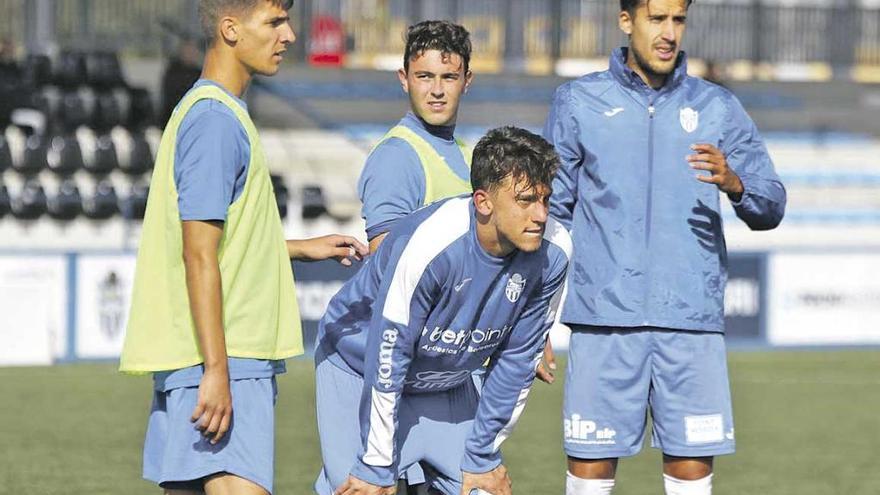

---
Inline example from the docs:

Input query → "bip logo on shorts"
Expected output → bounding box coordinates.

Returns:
[564,414,617,445]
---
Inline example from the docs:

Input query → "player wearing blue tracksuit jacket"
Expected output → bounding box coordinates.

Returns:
[544,2,785,493]
[314,127,571,495]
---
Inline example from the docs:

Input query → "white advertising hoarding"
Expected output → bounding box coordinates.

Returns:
[0,256,68,365]
[75,254,136,359]
[768,253,880,346]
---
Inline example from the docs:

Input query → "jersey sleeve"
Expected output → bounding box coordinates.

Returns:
[357,138,426,240]
[461,248,569,474]
[543,84,582,231]
[721,93,787,230]
[174,100,250,222]
[349,234,439,486]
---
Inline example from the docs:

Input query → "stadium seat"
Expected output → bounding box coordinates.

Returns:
[127,87,155,130]
[47,178,82,221]
[87,133,118,176]
[121,130,153,176]
[11,178,47,220]
[271,174,290,219]
[21,54,52,87]
[92,92,122,132]
[46,133,84,176]
[16,133,48,175]
[301,185,326,219]
[55,51,88,88]
[0,134,12,172]
[83,178,119,220]
[58,90,89,132]
[122,181,149,220]
[86,51,125,89]
[0,182,9,218]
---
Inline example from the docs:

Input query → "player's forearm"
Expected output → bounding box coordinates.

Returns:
[183,249,228,371]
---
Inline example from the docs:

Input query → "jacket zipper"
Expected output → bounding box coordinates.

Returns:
[644,101,655,326]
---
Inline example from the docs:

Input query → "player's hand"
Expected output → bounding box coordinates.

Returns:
[687,144,744,200]
[461,465,512,495]
[287,235,368,266]
[190,366,232,445]
[334,475,396,495]
[535,338,556,384]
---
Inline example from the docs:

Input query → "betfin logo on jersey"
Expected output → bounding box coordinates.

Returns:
[376,328,398,389]
[680,107,699,133]
[564,414,617,445]
[505,273,526,303]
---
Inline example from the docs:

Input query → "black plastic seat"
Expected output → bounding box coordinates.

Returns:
[0,134,12,172]
[83,179,119,220]
[47,178,82,221]
[87,51,125,89]
[16,133,48,176]
[271,175,290,219]
[11,178,47,220]
[46,133,84,176]
[301,185,326,220]
[122,181,149,220]
[86,133,118,176]
[0,182,10,218]
[121,130,153,175]
[58,90,88,132]
[55,51,88,88]
[127,87,155,130]
[92,92,121,131]
[22,54,52,87]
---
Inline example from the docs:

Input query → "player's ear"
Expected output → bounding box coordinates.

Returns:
[219,15,240,44]
[463,70,473,94]
[398,68,409,94]
[619,9,633,36]
[473,189,494,216]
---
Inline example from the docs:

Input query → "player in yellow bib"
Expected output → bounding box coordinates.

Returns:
[357,21,474,254]
[119,1,366,493]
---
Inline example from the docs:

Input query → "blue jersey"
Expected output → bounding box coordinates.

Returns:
[357,112,470,240]
[544,48,786,333]
[316,196,571,486]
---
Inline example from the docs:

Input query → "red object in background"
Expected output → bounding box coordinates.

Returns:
[308,16,345,66]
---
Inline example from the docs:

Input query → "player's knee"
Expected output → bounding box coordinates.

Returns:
[567,456,618,480]
[662,455,713,480]
[566,470,615,495]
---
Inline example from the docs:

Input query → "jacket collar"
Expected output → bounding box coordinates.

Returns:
[609,47,688,93]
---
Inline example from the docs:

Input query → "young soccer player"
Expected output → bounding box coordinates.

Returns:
[314,127,571,495]
[119,1,366,494]
[358,20,474,253]
[543,0,786,493]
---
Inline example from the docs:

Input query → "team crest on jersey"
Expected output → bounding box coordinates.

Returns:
[505,273,526,303]
[680,107,699,133]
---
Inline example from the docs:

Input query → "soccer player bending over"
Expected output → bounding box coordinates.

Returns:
[119,1,366,494]
[314,127,572,495]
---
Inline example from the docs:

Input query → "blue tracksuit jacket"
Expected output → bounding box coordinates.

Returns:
[543,48,786,332]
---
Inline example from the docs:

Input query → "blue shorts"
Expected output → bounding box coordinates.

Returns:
[314,357,480,495]
[143,377,278,493]
[563,327,735,459]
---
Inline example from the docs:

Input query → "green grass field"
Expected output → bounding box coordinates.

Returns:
[1,350,879,494]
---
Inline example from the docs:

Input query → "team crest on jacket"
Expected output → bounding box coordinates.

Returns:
[505,273,526,303]
[680,107,699,133]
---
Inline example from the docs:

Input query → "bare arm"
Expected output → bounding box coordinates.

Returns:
[368,233,388,254]
[287,234,368,265]
[182,220,232,445]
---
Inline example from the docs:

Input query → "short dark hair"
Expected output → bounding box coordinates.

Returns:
[471,127,560,193]
[403,20,472,73]
[619,0,693,14]
[199,0,293,45]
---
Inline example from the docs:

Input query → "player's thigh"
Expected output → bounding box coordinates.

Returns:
[403,383,480,494]
[204,472,269,495]
[314,358,364,489]
[564,326,654,458]
[649,330,735,457]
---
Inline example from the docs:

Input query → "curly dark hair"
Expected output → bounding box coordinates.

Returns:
[403,20,472,73]
[471,127,560,193]
[620,0,693,13]
[199,0,293,45]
